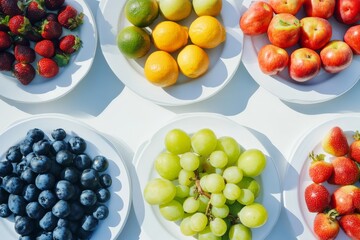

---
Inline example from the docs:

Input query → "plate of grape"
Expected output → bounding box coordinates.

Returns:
[133,113,282,240]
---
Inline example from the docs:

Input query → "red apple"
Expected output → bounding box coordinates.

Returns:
[335,0,360,25]
[289,48,321,82]
[303,0,335,19]
[320,40,353,73]
[300,17,332,50]
[239,1,274,36]
[269,0,303,15]
[257,44,289,75]
[344,25,360,54]
[330,185,360,215]
[267,13,301,48]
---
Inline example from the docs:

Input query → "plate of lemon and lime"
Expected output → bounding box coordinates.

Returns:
[97,0,244,106]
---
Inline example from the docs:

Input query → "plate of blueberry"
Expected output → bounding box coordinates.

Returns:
[0,115,131,239]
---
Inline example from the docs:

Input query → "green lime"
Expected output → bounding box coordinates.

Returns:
[116,26,151,59]
[125,0,159,27]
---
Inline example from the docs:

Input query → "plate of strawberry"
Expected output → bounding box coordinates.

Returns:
[284,115,360,239]
[0,0,97,103]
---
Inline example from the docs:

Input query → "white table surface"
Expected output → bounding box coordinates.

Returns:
[1,0,360,239]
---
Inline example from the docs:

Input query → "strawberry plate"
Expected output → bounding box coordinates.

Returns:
[0,0,97,103]
[283,114,360,239]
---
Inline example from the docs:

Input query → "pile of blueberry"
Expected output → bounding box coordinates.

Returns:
[0,128,112,240]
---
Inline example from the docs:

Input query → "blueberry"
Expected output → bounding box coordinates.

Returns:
[39,211,58,231]
[23,184,40,202]
[49,161,62,179]
[0,160,13,177]
[26,201,45,219]
[53,226,72,240]
[8,194,27,215]
[92,204,109,220]
[35,173,56,191]
[6,145,22,162]
[55,180,75,200]
[57,218,70,228]
[56,150,74,166]
[99,173,112,188]
[14,216,35,236]
[4,176,24,194]
[15,160,28,175]
[68,202,85,221]
[69,185,81,202]
[32,139,51,155]
[74,154,92,171]
[51,128,66,141]
[68,136,86,154]
[29,155,52,173]
[80,190,97,207]
[0,203,11,217]
[20,168,37,184]
[81,215,98,231]
[26,128,44,143]
[50,140,68,154]
[25,152,36,165]
[2,173,16,186]
[96,188,111,203]
[0,188,9,203]
[80,169,99,189]
[36,231,53,240]
[92,155,109,172]
[19,139,33,156]
[38,190,57,209]
[19,236,35,240]
[52,200,70,218]
[60,166,79,183]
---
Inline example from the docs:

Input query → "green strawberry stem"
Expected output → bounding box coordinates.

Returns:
[353,130,360,141]
[53,53,70,67]
[327,209,339,220]
[309,151,326,162]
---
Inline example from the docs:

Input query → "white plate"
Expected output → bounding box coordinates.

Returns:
[97,0,243,106]
[240,0,360,104]
[0,0,97,103]
[283,114,360,239]
[0,114,131,239]
[132,113,281,239]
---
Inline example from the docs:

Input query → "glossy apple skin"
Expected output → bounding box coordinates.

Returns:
[257,44,289,75]
[289,48,321,82]
[330,185,360,215]
[267,13,301,48]
[303,0,335,19]
[335,0,360,24]
[320,40,353,73]
[300,17,332,50]
[239,1,274,36]
[344,25,360,54]
[269,0,303,15]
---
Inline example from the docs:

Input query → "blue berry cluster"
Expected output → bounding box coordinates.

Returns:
[0,128,112,239]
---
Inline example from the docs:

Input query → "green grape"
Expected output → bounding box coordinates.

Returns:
[222,166,243,184]
[191,128,218,157]
[178,169,195,186]
[223,183,241,201]
[198,195,210,213]
[237,189,254,205]
[155,152,181,180]
[180,216,196,236]
[205,173,225,193]
[216,136,241,166]
[190,212,208,232]
[238,203,268,228]
[144,178,176,205]
[237,149,266,177]
[200,175,209,192]
[210,193,226,207]
[165,129,191,155]
[159,199,184,221]
[211,205,229,218]
[198,226,221,240]
[237,176,260,198]
[180,152,200,171]
[201,160,216,174]
[228,201,244,216]
[183,196,200,213]
[176,185,190,199]
[209,217,227,236]
[209,150,228,169]
[228,224,252,240]
[189,184,198,197]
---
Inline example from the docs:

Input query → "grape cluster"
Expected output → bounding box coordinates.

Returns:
[144,128,269,239]
[0,128,112,239]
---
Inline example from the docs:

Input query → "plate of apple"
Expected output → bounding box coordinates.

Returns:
[283,114,360,239]
[239,0,360,104]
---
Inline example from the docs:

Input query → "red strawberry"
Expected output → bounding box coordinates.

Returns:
[308,152,334,184]
[45,12,58,22]
[0,0,23,17]
[14,45,36,63]
[0,31,12,50]
[322,126,349,157]
[44,0,64,10]
[40,20,62,39]
[0,14,10,31]
[339,213,360,240]
[37,57,59,78]
[8,15,31,35]
[57,5,83,30]
[349,131,360,163]
[34,39,54,57]
[25,0,46,23]
[24,25,43,42]
[313,210,340,240]
[330,185,360,215]
[13,62,36,85]
[328,156,360,185]
[0,51,15,71]
[305,183,330,213]
[59,34,81,54]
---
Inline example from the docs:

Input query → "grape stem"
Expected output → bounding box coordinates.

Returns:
[195,178,211,199]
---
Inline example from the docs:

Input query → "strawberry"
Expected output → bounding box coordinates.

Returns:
[308,152,334,184]
[45,12,58,22]
[14,45,36,63]
[40,19,62,39]
[0,31,12,50]
[305,183,330,213]
[37,57,59,78]
[0,0,23,17]
[0,51,15,71]
[44,0,64,10]
[339,213,360,240]
[322,126,349,157]
[57,5,83,30]
[313,210,340,240]
[59,34,81,54]
[34,39,54,57]
[13,62,36,85]
[8,15,31,35]
[349,131,360,163]
[25,0,46,23]
[0,14,10,31]
[328,156,360,185]
[330,185,360,215]
[24,25,43,42]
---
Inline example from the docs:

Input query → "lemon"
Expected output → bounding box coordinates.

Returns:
[189,16,226,49]
[152,21,188,53]
[117,26,151,58]
[159,0,192,21]
[177,44,210,78]
[193,0,222,16]
[125,0,159,27]
[144,51,179,87]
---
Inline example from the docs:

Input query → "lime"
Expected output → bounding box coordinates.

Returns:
[125,0,159,27]
[159,0,192,21]
[116,26,151,58]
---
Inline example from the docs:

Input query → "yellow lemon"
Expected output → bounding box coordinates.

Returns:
[189,16,226,49]
[116,26,151,58]
[159,0,192,21]
[177,44,210,78]
[193,0,222,17]
[125,0,159,27]
[144,51,179,87]
[152,21,188,53]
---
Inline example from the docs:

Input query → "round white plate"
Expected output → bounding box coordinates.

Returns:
[0,114,131,239]
[132,113,281,239]
[283,114,360,239]
[0,0,97,103]
[97,0,243,106]
[240,0,360,104]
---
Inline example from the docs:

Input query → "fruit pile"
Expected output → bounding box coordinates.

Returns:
[0,0,83,85]
[240,0,360,83]
[304,126,360,239]
[0,128,112,239]
[117,0,225,87]
[143,128,269,239]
